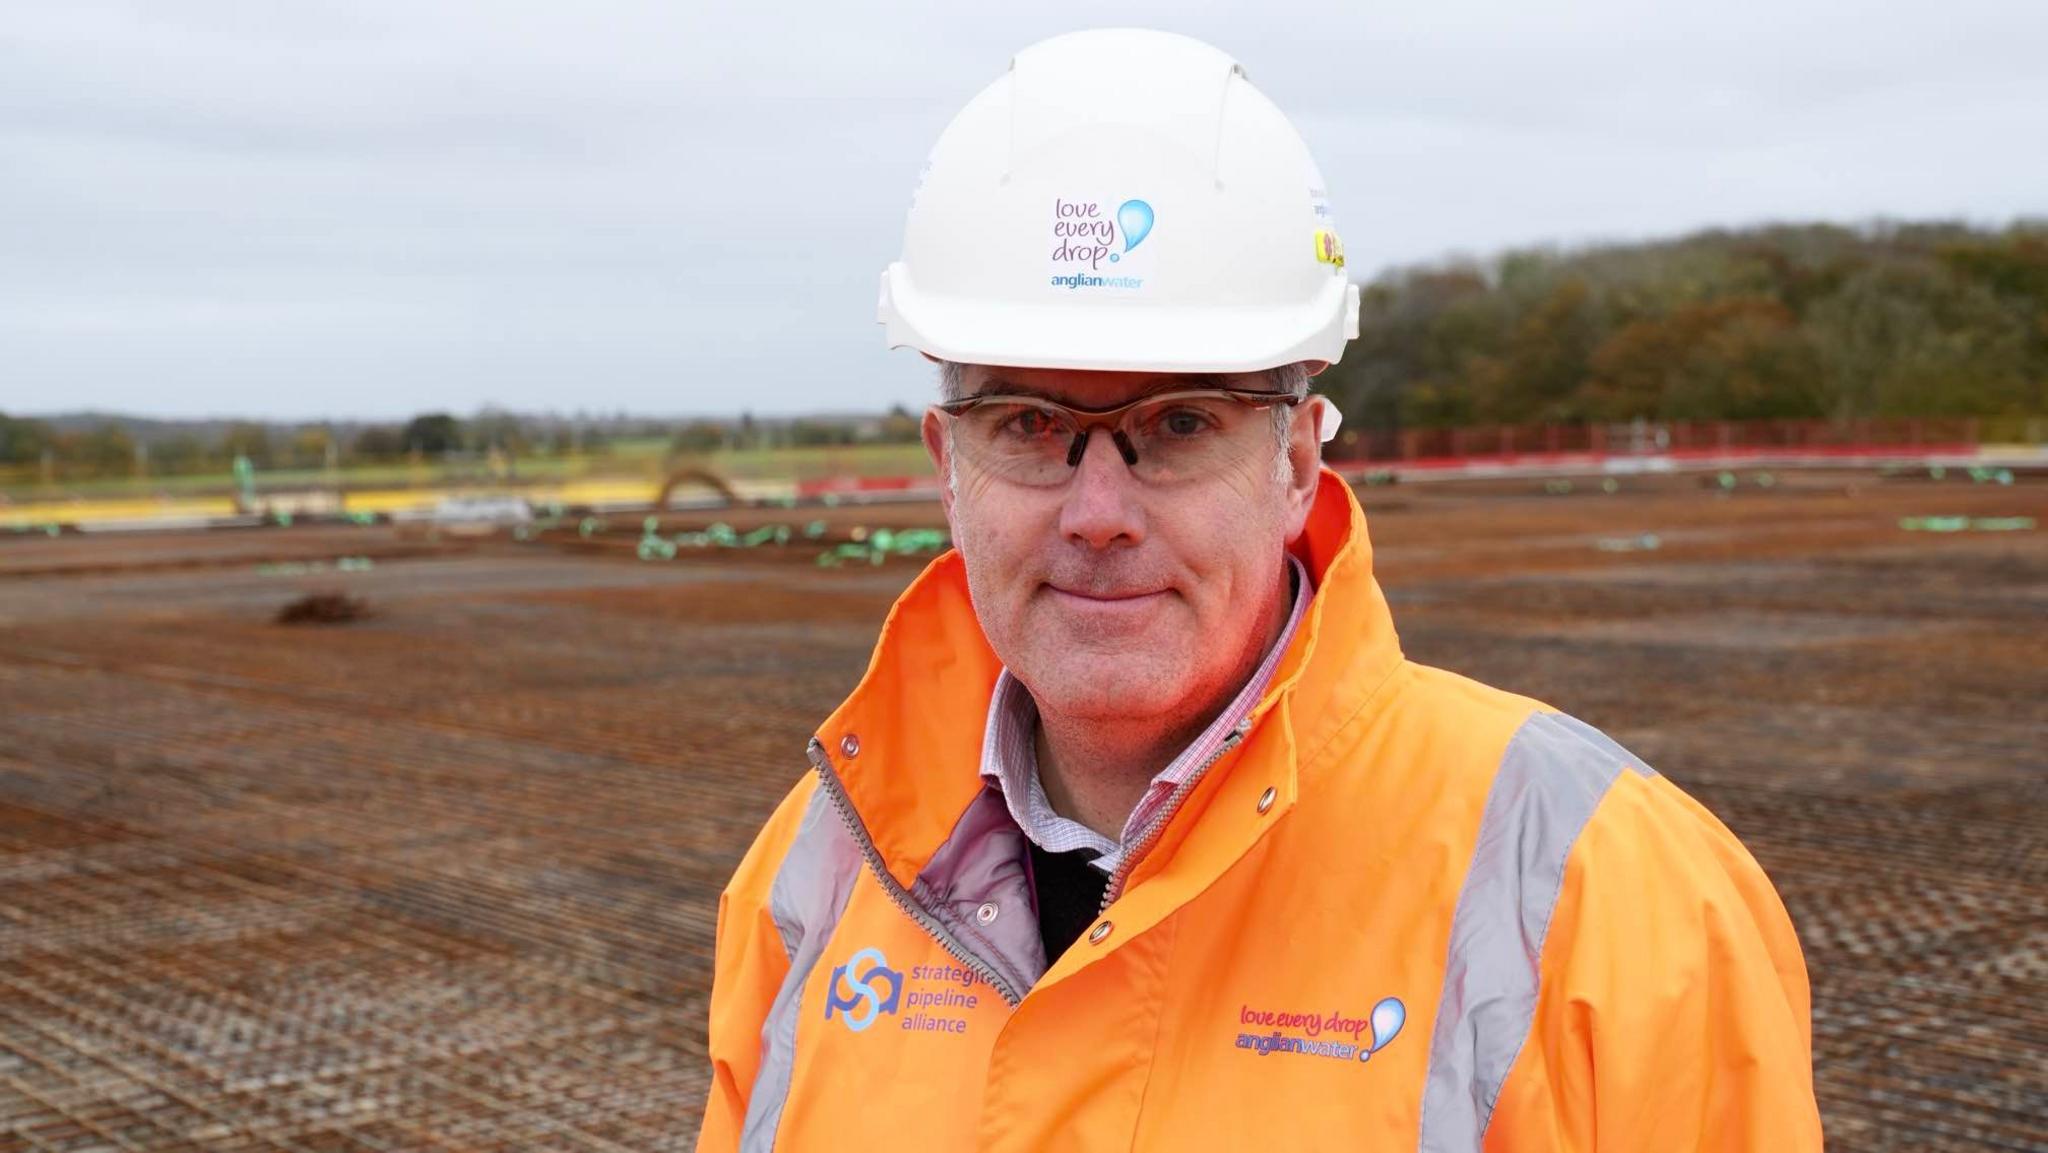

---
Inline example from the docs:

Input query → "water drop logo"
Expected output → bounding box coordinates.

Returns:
[1109,200,1153,263]
[1048,196,1152,287]
[1358,997,1406,1062]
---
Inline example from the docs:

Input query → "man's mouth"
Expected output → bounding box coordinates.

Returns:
[1045,584,1169,604]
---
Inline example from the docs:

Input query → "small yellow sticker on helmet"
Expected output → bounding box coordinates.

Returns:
[1314,229,1345,269]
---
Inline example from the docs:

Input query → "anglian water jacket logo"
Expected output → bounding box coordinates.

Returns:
[823,946,902,1033]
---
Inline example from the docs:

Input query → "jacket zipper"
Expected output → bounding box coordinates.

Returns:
[1099,720,1250,913]
[807,738,1026,1007]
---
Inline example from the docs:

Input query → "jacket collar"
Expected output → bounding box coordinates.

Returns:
[813,468,1405,889]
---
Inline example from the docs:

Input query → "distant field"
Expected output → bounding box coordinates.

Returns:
[698,442,930,480]
[2,444,937,507]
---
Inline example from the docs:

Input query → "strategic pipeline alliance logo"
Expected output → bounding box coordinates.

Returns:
[824,947,902,1033]
[1049,196,1154,291]
[823,947,989,1035]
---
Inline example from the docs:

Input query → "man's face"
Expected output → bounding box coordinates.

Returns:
[922,365,1323,730]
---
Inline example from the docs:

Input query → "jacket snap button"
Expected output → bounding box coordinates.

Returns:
[975,902,999,925]
[839,733,860,758]
[1256,786,1277,814]
[1088,921,1113,945]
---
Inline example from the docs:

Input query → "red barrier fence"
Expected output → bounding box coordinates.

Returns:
[1324,417,2028,468]
[795,473,940,498]
[786,417,2043,497]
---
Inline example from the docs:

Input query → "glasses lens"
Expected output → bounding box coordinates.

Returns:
[1121,393,1275,485]
[946,392,1285,487]
[951,401,1082,487]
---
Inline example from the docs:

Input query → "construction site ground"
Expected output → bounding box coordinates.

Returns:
[1,470,2042,1151]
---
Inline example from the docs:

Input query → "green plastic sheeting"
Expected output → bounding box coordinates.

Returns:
[817,527,951,567]
[619,519,939,563]
[1898,516,2036,533]
[1963,466,2017,485]
[258,556,375,577]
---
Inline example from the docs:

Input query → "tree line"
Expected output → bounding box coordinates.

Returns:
[0,411,533,478]
[0,405,926,481]
[1317,220,2047,432]
[8,220,2041,480]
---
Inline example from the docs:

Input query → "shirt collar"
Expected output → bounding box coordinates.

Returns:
[979,553,1314,873]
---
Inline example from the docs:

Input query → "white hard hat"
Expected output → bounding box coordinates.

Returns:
[878,29,1361,375]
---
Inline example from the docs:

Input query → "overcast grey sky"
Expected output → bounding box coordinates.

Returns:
[3,0,2042,420]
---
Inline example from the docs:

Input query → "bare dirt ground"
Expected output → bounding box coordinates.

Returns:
[1,470,2042,1151]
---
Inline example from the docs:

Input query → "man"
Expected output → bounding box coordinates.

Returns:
[697,29,1821,1151]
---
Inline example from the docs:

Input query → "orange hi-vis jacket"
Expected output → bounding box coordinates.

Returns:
[697,470,1823,1151]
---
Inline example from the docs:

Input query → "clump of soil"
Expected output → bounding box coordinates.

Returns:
[276,591,371,625]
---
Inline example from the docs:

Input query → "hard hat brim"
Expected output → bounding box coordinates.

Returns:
[880,264,1360,376]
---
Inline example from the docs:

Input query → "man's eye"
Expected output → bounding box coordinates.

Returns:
[998,408,1062,439]
[1156,408,1219,437]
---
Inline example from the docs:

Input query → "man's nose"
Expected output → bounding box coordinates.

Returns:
[1057,430,1146,549]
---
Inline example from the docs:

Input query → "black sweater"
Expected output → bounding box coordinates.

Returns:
[1029,841,1111,962]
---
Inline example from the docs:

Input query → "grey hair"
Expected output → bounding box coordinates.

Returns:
[938,359,971,403]
[1264,362,1310,484]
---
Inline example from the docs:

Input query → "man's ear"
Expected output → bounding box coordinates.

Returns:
[1282,400,1324,542]
[921,409,955,522]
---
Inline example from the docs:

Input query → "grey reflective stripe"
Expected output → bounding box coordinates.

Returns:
[739,786,861,1153]
[1548,713,1654,784]
[1416,712,1653,1152]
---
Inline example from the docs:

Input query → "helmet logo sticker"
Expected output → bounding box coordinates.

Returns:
[1115,200,1153,253]
[1314,228,1345,270]
[1049,196,1153,292]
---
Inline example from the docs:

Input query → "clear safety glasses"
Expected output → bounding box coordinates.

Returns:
[933,388,1302,488]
